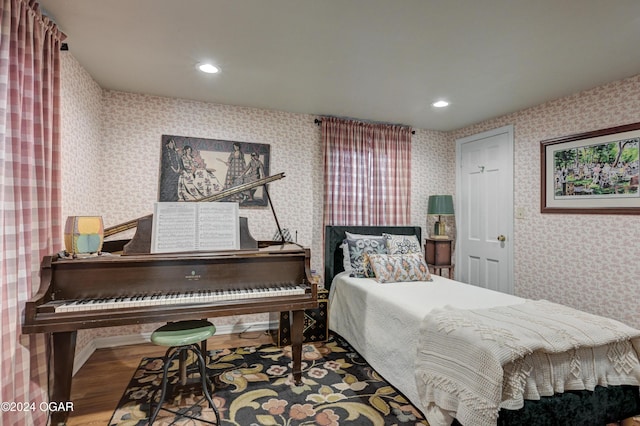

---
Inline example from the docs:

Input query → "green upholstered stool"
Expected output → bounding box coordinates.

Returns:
[148,320,220,425]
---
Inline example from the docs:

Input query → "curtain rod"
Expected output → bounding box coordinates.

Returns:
[314,118,415,134]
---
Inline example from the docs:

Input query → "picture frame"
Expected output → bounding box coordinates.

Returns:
[540,122,640,214]
[158,135,271,207]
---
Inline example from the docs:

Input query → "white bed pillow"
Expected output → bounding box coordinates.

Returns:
[341,242,352,274]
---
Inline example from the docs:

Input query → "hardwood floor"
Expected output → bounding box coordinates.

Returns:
[66,330,274,425]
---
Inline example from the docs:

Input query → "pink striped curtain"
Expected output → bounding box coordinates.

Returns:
[323,116,412,226]
[0,0,64,424]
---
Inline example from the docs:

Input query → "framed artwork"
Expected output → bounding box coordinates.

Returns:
[158,135,271,207]
[540,122,640,214]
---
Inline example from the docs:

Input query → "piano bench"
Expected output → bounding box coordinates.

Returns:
[148,320,220,425]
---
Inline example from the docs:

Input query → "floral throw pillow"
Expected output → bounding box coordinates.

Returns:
[345,236,388,278]
[382,233,422,255]
[368,252,431,283]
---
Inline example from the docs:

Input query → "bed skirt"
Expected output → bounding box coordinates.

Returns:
[450,385,640,426]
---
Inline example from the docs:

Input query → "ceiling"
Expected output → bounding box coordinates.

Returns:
[39,0,640,132]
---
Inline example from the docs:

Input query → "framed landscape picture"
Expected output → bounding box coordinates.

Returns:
[158,135,271,207]
[540,122,640,214]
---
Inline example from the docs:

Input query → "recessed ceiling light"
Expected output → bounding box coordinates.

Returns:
[432,100,449,108]
[197,63,220,74]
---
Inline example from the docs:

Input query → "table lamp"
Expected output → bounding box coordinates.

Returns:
[64,216,104,255]
[427,195,454,239]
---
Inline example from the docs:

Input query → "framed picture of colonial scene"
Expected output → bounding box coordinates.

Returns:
[541,122,640,214]
[158,135,271,207]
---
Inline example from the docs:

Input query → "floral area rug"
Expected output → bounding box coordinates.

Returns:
[109,333,428,425]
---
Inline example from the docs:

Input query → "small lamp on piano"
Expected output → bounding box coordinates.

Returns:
[427,195,454,239]
[64,216,104,256]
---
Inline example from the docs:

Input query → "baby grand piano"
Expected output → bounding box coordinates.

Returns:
[22,173,318,426]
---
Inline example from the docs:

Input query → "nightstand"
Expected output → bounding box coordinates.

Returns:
[425,238,454,278]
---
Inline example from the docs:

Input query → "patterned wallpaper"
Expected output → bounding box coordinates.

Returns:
[450,75,640,329]
[60,53,454,349]
[60,52,639,355]
[60,53,103,220]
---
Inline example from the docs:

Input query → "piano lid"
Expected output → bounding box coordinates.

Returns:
[103,172,285,238]
[101,172,287,255]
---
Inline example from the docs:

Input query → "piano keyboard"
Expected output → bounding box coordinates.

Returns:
[54,285,307,313]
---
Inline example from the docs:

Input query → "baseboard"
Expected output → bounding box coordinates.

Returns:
[73,319,276,376]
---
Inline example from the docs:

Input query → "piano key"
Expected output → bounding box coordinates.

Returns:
[54,284,307,313]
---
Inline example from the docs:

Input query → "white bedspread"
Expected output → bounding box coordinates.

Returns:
[328,273,640,426]
[328,272,525,415]
[415,300,640,426]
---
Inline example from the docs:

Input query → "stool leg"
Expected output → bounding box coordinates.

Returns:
[148,347,181,425]
[180,340,208,382]
[192,344,221,425]
[201,338,208,361]
[179,349,187,386]
[148,344,220,425]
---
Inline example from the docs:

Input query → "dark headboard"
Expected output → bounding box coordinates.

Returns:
[324,225,422,289]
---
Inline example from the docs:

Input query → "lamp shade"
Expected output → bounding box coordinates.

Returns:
[427,195,454,216]
[64,216,104,254]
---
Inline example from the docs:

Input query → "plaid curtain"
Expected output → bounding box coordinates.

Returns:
[0,0,64,424]
[322,116,412,226]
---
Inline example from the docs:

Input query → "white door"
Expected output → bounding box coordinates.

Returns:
[455,125,514,294]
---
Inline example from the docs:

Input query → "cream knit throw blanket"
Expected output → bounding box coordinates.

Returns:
[415,300,640,426]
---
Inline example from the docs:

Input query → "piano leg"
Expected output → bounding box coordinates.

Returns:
[291,309,304,385]
[50,331,77,426]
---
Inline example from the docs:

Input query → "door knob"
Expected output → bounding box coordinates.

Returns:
[497,235,506,242]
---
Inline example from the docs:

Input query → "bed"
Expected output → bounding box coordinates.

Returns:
[325,225,640,426]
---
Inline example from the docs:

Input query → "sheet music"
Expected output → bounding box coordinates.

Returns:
[197,203,240,251]
[151,202,240,253]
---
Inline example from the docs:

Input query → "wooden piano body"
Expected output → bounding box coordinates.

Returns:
[23,245,317,425]
[22,173,319,425]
